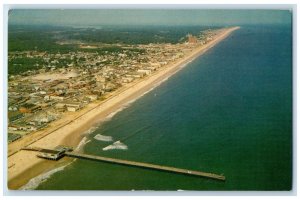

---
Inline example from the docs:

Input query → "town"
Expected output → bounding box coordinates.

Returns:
[8,28,219,143]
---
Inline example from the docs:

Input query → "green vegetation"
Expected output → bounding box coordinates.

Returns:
[8,25,220,52]
[67,26,218,44]
[8,57,46,75]
[8,25,221,75]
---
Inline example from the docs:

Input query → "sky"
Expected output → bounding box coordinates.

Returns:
[8,9,292,27]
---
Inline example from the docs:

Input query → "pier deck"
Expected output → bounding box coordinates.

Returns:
[21,146,225,181]
[66,152,225,181]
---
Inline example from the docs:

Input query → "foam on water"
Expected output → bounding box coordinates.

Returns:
[102,141,128,151]
[94,134,113,142]
[103,64,194,122]
[84,126,98,135]
[103,95,144,121]
[20,161,74,190]
[80,126,100,142]
[105,106,127,120]
[75,137,92,153]
[180,62,188,68]
[74,136,87,152]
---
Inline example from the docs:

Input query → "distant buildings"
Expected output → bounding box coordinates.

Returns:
[55,101,83,112]
[187,34,198,44]
[7,28,220,142]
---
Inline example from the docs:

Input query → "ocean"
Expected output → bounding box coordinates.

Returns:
[32,25,292,190]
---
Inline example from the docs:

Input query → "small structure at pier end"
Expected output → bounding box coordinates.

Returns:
[36,145,73,161]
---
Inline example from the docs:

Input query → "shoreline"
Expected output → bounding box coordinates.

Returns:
[7,26,240,189]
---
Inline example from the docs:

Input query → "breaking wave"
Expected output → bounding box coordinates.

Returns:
[104,97,139,121]
[75,137,91,152]
[105,106,126,120]
[102,141,128,151]
[20,161,74,190]
[83,126,98,135]
[94,134,113,142]
[103,66,189,122]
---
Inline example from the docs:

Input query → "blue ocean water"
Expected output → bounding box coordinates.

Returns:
[36,25,292,190]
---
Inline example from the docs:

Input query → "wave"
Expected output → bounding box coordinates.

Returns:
[74,136,87,152]
[180,63,188,68]
[20,161,74,190]
[103,67,185,122]
[104,96,141,121]
[102,141,128,151]
[83,126,98,135]
[75,137,92,152]
[94,134,113,142]
[104,73,176,121]
[105,106,127,120]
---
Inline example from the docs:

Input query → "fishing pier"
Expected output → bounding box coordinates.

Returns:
[21,146,225,181]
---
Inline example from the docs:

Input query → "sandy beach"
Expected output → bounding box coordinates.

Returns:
[7,26,240,189]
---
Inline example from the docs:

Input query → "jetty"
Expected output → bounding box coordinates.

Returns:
[21,146,225,181]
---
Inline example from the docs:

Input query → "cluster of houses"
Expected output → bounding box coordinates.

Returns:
[7,29,221,143]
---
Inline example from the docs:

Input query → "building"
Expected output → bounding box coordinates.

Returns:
[122,77,134,83]
[19,104,41,113]
[37,149,65,160]
[137,69,152,75]
[49,95,65,101]
[67,106,79,112]
[8,125,18,131]
[37,146,73,160]
[187,34,198,44]
[104,83,117,92]
[55,101,83,112]
[55,103,67,112]
[33,112,56,124]
[86,95,98,102]
[66,102,83,112]
[8,111,24,122]
[8,133,21,143]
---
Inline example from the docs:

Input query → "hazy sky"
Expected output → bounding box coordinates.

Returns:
[8,9,292,26]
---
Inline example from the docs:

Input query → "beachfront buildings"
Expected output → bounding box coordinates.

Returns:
[8,28,222,142]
